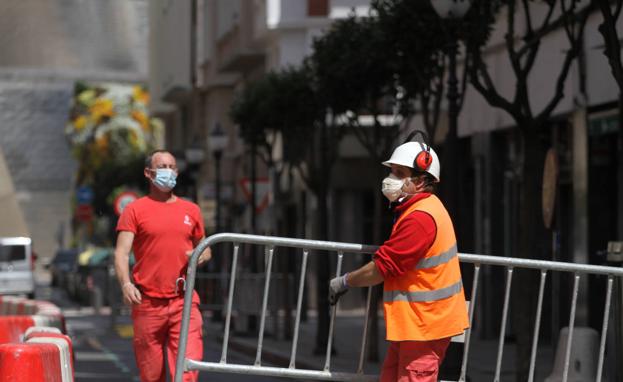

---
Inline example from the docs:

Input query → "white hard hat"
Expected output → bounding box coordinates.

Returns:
[382,141,440,182]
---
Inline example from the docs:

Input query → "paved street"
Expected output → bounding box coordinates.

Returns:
[36,280,277,381]
[32,272,564,382]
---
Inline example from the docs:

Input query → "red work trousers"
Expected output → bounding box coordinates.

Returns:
[380,337,450,382]
[131,291,203,382]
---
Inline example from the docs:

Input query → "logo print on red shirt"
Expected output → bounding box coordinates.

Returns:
[184,215,192,226]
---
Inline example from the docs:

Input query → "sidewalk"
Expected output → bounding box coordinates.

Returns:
[203,309,556,382]
[203,310,386,376]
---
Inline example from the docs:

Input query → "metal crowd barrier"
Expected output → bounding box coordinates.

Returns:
[174,233,623,382]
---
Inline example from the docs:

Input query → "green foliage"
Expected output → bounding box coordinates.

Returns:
[230,65,322,166]
[373,0,498,114]
[309,14,395,116]
[373,0,446,103]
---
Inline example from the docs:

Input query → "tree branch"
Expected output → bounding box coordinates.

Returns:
[597,0,623,90]
[469,54,520,120]
[521,0,534,35]
[535,10,589,126]
[505,0,524,75]
[516,1,578,58]
[560,0,576,43]
[349,116,377,156]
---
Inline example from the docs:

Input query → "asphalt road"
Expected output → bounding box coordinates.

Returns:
[36,282,278,381]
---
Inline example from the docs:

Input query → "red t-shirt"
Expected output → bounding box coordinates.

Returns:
[116,196,205,298]
[374,193,437,279]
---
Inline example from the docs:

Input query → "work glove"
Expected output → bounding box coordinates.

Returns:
[329,273,349,305]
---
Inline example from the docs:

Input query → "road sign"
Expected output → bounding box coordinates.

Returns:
[114,191,139,216]
[75,204,93,222]
[239,178,270,214]
[76,186,94,204]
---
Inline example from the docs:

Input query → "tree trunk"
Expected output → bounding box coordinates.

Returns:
[367,164,385,362]
[314,123,332,354]
[511,125,545,382]
[441,39,460,219]
[618,94,623,239]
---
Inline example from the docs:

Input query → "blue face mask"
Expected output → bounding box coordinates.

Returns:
[152,168,177,191]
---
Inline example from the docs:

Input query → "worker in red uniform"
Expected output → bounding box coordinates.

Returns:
[114,150,212,382]
[329,136,469,382]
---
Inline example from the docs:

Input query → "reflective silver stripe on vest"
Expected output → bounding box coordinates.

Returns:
[384,280,463,303]
[415,244,458,269]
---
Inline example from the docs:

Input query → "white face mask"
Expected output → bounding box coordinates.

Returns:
[381,173,407,202]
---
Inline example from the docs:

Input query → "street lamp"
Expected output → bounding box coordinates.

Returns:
[431,0,471,218]
[431,4,471,379]
[207,123,228,324]
[430,0,471,19]
[208,123,228,233]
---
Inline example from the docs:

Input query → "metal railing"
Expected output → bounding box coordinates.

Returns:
[174,233,623,382]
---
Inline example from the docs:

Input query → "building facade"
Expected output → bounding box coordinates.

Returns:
[148,0,623,353]
[0,0,149,265]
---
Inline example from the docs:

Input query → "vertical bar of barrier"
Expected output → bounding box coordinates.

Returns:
[357,285,373,374]
[175,235,210,382]
[255,246,275,366]
[494,267,513,382]
[528,269,547,382]
[220,243,240,363]
[324,251,344,372]
[596,276,613,382]
[460,263,480,382]
[289,249,309,369]
[562,273,580,382]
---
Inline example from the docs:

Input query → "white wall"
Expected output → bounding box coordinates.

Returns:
[148,0,190,113]
[458,7,622,137]
[330,0,370,18]
[216,0,241,39]
[584,11,623,106]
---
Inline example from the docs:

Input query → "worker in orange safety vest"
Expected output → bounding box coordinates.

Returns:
[329,133,469,382]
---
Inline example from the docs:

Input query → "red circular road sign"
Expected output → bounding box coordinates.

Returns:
[75,204,94,222]
[114,191,139,216]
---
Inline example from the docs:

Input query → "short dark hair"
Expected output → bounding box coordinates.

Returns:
[410,171,437,193]
[145,149,173,168]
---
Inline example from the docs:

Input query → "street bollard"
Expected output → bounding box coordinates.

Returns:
[544,327,599,382]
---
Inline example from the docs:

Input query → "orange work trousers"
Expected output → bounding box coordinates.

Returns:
[380,337,450,382]
[131,291,203,382]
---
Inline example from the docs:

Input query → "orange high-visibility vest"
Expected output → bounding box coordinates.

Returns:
[383,194,469,341]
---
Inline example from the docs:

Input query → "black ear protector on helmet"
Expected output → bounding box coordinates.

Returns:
[403,130,432,171]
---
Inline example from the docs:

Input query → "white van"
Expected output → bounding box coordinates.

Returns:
[0,237,35,298]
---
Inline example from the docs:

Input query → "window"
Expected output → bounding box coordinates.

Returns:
[0,245,26,262]
[308,0,328,16]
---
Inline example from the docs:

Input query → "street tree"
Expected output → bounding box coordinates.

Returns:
[230,64,340,347]
[373,0,497,221]
[308,13,402,360]
[594,0,623,229]
[230,66,324,234]
[465,1,593,380]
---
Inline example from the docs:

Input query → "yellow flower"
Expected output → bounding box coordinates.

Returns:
[77,89,97,107]
[131,110,149,130]
[90,98,115,122]
[132,86,150,104]
[128,130,139,150]
[74,115,87,131]
[95,135,109,153]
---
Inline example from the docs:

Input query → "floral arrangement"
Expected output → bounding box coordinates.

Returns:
[65,82,163,182]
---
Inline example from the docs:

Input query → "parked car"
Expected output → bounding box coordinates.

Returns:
[0,237,35,298]
[48,248,79,288]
